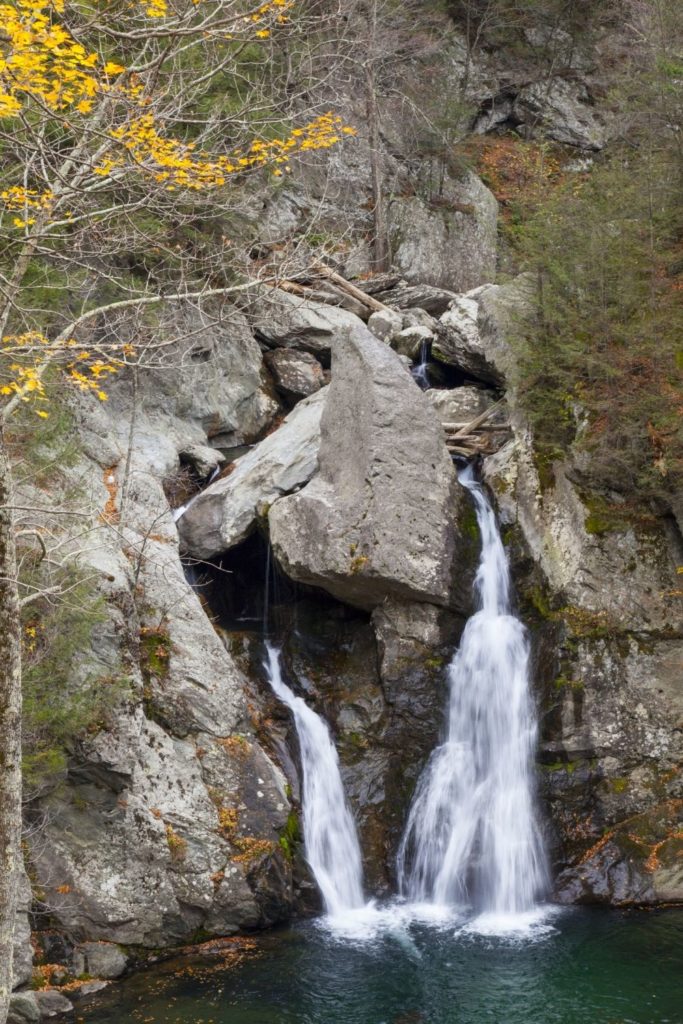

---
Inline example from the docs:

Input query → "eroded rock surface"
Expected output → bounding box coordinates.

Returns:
[178,388,326,560]
[269,323,468,611]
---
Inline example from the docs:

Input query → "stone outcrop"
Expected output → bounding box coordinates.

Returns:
[178,387,326,560]
[251,287,365,363]
[264,349,324,401]
[484,434,683,906]
[268,323,468,611]
[432,276,532,385]
[388,173,498,294]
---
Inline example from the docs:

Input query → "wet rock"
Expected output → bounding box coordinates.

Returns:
[269,323,467,611]
[34,991,73,1019]
[178,387,326,560]
[388,173,498,293]
[391,325,434,360]
[74,942,128,980]
[264,348,324,401]
[251,288,365,364]
[7,993,40,1024]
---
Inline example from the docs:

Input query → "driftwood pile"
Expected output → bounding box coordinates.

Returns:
[443,400,511,457]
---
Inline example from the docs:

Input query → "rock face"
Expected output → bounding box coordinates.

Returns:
[388,173,498,293]
[484,434,683,906]
[178,388,326,560]
[251,288,365,363]
[269,323,468,611]
[432,276,532,384]
[264,349,324,401]
[18,303,300,975]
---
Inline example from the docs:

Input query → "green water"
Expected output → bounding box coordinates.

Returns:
[81,907,683,1024]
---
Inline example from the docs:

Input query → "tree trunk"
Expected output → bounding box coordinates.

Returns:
[365,61,390,273]
[0,433,22,1024]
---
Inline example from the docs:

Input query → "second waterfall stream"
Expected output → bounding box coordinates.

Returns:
[264,644,366,917]
[397,462,547,923]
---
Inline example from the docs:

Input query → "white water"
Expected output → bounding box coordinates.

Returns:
[263,643,366,916]
[397,463,547,920]
[411,340,431,390]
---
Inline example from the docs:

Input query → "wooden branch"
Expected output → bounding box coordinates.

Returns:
[449,399,506,440]
[314,266,391,313]
[443,422,510,433]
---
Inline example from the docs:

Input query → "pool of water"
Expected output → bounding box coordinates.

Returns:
[80,905,683,1024]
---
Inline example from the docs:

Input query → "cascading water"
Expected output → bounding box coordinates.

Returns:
[397,462,546,918]
[411,340,431,391]
[264,644,366,916]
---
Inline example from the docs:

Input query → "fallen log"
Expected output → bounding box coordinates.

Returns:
[314,265,391,313]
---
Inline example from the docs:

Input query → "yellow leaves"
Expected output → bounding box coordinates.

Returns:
[107,111,354,190]
[1,331,130,414]
[143,0,167,15]
[0,0,129,120]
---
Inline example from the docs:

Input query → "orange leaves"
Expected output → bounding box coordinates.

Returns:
[469,135,568,217]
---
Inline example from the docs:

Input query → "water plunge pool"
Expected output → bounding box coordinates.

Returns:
[80,906,683,1024]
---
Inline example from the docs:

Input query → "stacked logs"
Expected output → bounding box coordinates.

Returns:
[443,400,511,457]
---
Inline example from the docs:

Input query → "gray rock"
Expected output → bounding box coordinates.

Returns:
[269,323,468,611]
[372,282,461,317]
[367,308,403,344]
[76,942,127,979]
[264,348,324,401]
[391,325,434,360]
[178,388,326,560]
[7,993,40,1024]
[33,991,73,1018]
[426,387,496,426]
[74,982,110,997]
[251,287,366,362]
[433,276,532,384]
[513,79,607,151]
[388,173,498,293]
[179,444,223,480]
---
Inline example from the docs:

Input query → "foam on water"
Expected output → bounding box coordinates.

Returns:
[397,463,547,923]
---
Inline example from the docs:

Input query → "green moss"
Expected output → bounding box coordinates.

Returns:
[279,810,301,861]
[460,503,479,542]
[542,760,579,773]
[349,555,369,574]
[553,674,584,693]
[610,777,629,794]
[140,625,171,679]
[424,656,445,670]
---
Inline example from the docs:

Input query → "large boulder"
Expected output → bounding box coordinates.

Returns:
[268,323,469,611]
[388,173,498,293]
[250,288,366,364]
[178,388,326,561]
[426,386,497,426]
[433,275,532,384]
[264,349,324,401]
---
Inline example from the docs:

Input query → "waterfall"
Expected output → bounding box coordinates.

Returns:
[411,340,431,390]
[264,643,365,916]
[397,463,546,917]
